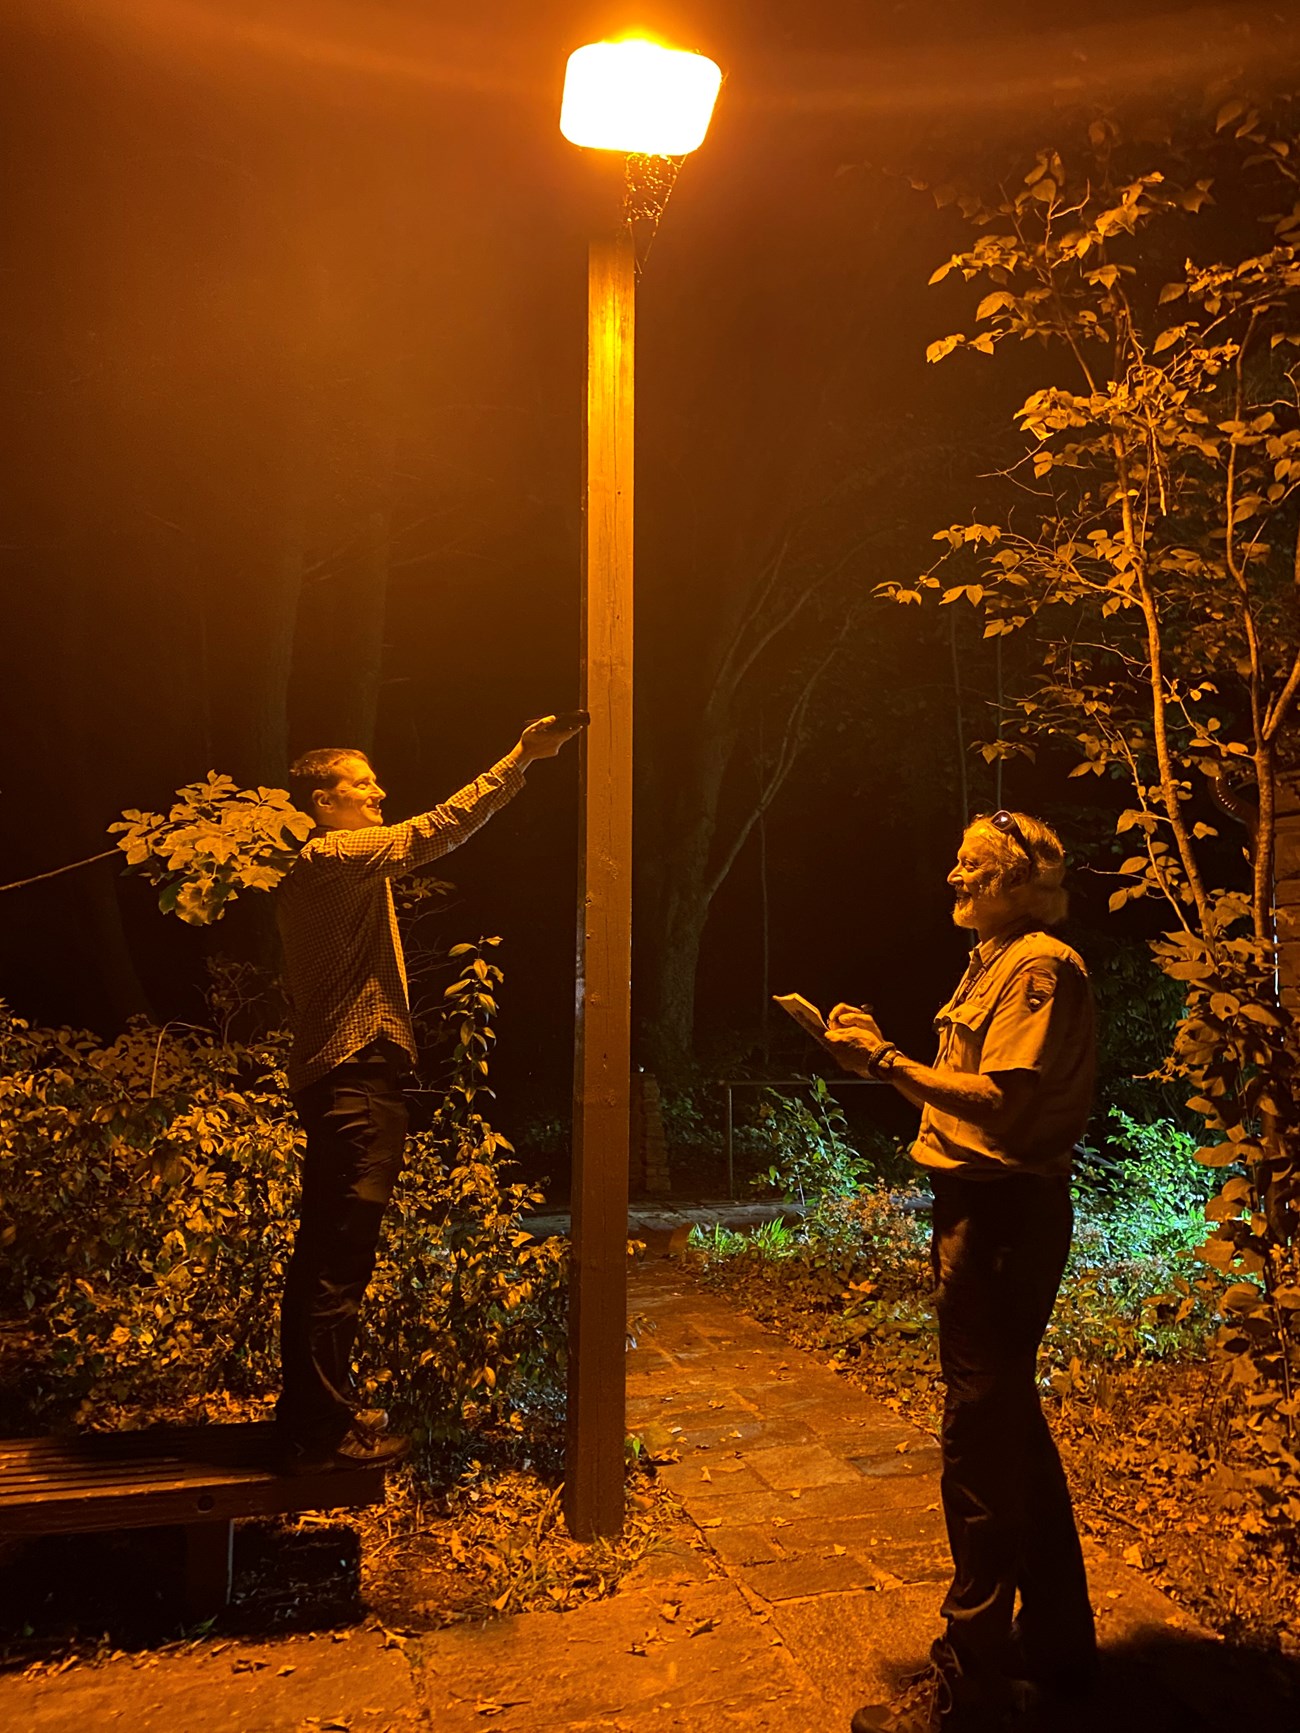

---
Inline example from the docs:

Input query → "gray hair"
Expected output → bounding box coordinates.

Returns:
[967,811,1069,926]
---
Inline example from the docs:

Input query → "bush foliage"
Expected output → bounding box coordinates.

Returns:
[0,942,565,1443]
[110,775,314,926]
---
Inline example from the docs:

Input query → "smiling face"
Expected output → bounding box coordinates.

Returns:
[314,755,386,830]
[946,828,1026,940]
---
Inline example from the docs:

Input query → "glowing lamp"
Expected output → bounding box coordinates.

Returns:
[559,39,722,155]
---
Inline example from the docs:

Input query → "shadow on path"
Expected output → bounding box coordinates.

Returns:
[1012,1628,1300,1732]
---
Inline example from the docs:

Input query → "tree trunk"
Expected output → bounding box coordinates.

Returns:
[640,710,738,1074]
[1273,765,1300,1019]
[337,507,391,755]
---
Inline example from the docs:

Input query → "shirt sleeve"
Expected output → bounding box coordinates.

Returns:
[978,954,1090,1076]
[308,755,527,878]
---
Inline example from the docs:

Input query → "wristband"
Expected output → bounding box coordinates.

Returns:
[867,1042,899,1077]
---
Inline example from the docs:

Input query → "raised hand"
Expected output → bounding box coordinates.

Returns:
[518,712,588,763]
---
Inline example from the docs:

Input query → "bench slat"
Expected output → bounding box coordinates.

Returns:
[0,1464,273,1497]
[0,1422,279,1463]
[0,1465,385,1535]
[0,1424,386,1537]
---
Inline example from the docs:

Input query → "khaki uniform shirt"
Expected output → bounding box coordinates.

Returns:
[276,755,525,1093]
[912,926,1095,1180]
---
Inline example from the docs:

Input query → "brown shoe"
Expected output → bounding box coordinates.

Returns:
[334,1423,410,1470]
[281,1423,410,1476]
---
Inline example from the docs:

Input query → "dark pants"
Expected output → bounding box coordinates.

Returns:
[930,1171,1095,1691]
[278,1039,409,1445]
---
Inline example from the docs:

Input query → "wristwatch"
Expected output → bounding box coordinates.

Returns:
[868,1042,899,1077]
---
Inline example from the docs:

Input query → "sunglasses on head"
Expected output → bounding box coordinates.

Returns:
[987,808,1033,864]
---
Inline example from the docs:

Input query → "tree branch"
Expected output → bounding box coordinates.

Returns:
[702,612,858,910]
[0,849,118,894]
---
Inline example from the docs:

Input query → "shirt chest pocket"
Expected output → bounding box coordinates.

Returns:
[935,993,997,1069]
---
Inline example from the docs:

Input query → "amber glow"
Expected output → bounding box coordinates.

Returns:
[559,38,722,155]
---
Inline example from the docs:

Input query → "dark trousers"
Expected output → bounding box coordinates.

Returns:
[278,1039,409,1445]
[930,1171,1096,1687]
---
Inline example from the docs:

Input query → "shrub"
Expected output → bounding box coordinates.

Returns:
[0,1004,298,1426]
[1074,1110,1220,1265]
[0,942,567,1443]
[744,1079,868,1203]
[356,940,568,1438]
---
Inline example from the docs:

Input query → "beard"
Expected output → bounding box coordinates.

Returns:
[951,897,979,930]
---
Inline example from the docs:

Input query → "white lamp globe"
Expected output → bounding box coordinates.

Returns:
[560,39,722,156]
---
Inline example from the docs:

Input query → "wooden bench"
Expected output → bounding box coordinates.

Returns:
[0,1423,387,1619]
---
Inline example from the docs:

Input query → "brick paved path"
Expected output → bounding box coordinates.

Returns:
[3,1248,1284,1733]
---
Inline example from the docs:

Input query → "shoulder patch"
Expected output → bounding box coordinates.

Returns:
[1024,966,1056,1012]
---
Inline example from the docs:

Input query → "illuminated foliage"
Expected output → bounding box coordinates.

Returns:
[0,943,566,1443]
[109,774,314,925]
[882,90,1300,1530]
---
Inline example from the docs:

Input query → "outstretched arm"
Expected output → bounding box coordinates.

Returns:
[318,716,583,877]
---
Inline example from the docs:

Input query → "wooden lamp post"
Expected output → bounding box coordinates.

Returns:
[558,37,721,1541]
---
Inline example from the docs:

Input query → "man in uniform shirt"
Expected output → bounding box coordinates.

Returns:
[275,715,581,1473]
[823,810,1097,1733]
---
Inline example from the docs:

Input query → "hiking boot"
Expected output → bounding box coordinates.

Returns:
[851,1651,1013,1733]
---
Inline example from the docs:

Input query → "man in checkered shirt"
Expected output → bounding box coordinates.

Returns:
[275,715,582,1472]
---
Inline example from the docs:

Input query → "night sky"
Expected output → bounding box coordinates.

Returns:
[2,1,1293,1153]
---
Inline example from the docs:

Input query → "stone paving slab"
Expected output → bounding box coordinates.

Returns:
[411,1562,828,1733]
[623,1257,1224,1730]
[0,1630,419,1732]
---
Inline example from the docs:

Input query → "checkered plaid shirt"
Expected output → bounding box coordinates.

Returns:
[276,754,526,1093]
